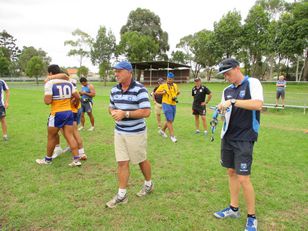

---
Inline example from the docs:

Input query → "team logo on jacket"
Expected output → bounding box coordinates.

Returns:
[239,90,246,98]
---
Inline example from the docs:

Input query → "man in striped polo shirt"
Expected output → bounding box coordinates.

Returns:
[106,61,153,208]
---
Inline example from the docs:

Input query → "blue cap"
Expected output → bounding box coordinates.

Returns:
[113,61,133,71]
[167,72,175,78]
[218,58,239,74]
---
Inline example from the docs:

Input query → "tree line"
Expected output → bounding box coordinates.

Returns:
[0,0,307,81]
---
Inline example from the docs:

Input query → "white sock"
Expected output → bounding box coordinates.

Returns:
[117,188,127,198]
[54,145,62,151]
[3,134,8,138]
[78,148,85,155]
[145,180,152,187]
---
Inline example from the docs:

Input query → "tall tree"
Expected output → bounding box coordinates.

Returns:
[120,8,169,60]
[90,26,116,85]
[25,56,45,84]
[242,5,270,78]
[213,10,242,58]
[0,30,21,62]
[77,66,89,77]
[170,50,188,64]
[64,29,92,67]
[192,30,221,80]
[18,46,51,74]
[0,56,10,76]
[118,31,159,62]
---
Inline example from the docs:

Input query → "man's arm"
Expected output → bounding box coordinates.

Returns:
[4,89,9,109]
[83,84,96,97]
[45,73,69,83]
[220,99,263,112]
[44,95,52,105]
[110,108,151,122]
[71,92,80,108]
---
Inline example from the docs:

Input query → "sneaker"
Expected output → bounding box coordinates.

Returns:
[159,129,167,138]
[214,207,240,219]
[87,126,95,131]
[106,194,128,208]
[52,148,63,159]
[195,130,200,134]
[245,217,258,231]
[78,126,84,131]
[204,130,208,135]
[80,154,87,160]
[136,183,154,197]
[170,136,177,143]
[68,160,82,167]
[62,146,71,153]
[36,158,52,165]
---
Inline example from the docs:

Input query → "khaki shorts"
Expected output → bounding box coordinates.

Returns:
[155,103,162,115]
[114,131,147,164]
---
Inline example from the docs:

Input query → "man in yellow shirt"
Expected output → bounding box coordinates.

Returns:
[155,72,180,143]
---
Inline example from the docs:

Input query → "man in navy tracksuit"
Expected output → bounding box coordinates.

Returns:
[213,58,263,231]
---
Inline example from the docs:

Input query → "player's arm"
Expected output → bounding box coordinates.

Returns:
[154,85,166,95]
[206,93,212,104]
[45,73,69,82]
[44,95,52,105]
[4,89,9,109]
[71,91,80,108]
[84,84,96,97]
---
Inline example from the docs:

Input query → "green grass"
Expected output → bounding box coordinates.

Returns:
[0,82,307,230]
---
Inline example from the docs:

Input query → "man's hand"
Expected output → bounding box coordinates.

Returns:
[4,102,8,109]
[79,91,85,95]
[218,100,231,114]
[111,110,126,122]
[201,102,206,106]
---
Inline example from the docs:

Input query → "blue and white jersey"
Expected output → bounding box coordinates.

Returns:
[220,76,263,141]
[109,80,151,134]
[0,79,9,107]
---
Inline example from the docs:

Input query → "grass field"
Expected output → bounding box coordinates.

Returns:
[0,82,307,230]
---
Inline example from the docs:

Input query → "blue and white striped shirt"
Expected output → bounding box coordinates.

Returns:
[109,80,151,134]
[0,79,9,107]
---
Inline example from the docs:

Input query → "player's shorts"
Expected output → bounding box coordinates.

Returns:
[276,89,285,99]
[220,138,255,175]
[0,106,6,118]
[162,103,176,122]
[155,103,162,115]
[47,111,74,128]
[73,108,82,124]
[81,99,93,113]
[192,105,206,115]
[114,130,147,164]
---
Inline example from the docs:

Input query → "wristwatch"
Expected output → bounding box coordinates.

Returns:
[231,99,237,106]
[125,111,130,118]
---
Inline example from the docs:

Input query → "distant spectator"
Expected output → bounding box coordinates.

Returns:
[151,78,164,129]
[275,75,286,108]
[192,77,212,135]
[78,77,96,131]
[155,72,180,143]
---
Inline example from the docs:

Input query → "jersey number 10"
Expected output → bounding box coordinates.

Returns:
[56,85,72,98]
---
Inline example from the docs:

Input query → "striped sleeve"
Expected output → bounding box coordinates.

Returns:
[137,87,150,109]
[109,89,116,109]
